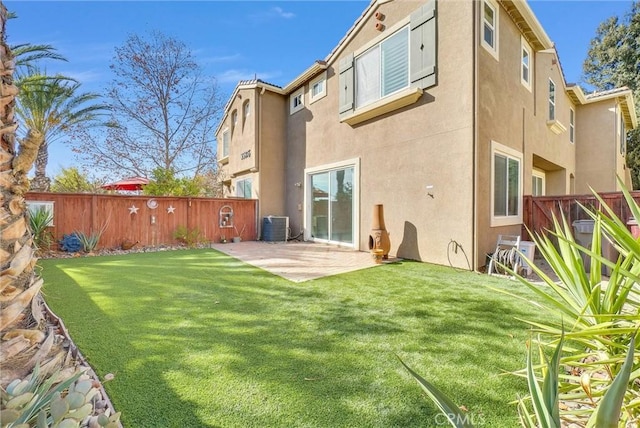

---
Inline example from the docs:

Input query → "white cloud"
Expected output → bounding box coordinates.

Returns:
[248,6,295,23]
[58,69,104,84]
[272,6,295,19]
[201,53,243,64]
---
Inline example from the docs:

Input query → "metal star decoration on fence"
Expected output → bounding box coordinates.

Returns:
[167,205,176,214]
[128,205,139,215]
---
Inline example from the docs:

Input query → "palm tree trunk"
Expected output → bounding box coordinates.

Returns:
[30,142,51,191]
[0,4,64,387]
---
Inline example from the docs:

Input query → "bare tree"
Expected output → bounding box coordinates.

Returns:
[72,31,223,179]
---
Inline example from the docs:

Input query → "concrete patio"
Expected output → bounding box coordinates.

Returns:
[210,240,386,282]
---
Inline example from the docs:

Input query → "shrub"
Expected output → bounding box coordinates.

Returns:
[173,225,203,247]
[60,233,82,252]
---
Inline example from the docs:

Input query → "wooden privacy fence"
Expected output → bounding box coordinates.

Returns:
[522,191,640,240]
[26,192,257,250]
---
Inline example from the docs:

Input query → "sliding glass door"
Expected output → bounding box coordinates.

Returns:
[310,167,354,244]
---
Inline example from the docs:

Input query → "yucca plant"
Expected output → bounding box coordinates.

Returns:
[27,206,53,251]
[403,178,639,427]
[503,180,640,425]
[400,333,635,428]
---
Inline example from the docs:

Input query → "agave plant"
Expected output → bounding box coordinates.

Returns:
[74,231,101,253]
[74,218,109,253]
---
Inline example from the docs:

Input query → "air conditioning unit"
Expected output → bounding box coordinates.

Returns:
[262,216,289,242]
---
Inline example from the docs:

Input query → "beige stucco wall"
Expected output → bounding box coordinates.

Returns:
[476,0,577,266]
[575,100,629,193]
[216,88,288,234]
[257,91,288,219]
[283,0,476,268]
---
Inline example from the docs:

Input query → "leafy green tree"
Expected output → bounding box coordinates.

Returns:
[143,167,205,196]
[12,43,66,76]
[15,71,108,191]
[50,166,105,193]
[583,2,640,188]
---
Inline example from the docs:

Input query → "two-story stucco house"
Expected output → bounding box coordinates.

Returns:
[215,0,638,270]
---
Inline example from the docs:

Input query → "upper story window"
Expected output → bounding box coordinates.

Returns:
[481,0,499,59]
[221,129,230,158]
[231,110,238,134]
[548,79,556,121]
[338,1,436,124]
[290,89,304,115]
[309,72,327,104]
[355,26,409,108]
[242,100,250,128]
[569,108,575,143]
[521,38,532,90]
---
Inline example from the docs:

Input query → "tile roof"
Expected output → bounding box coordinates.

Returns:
[585,86,631,100]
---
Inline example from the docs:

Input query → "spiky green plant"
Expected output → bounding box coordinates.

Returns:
[502,180,640,425]
[401,333,635,428]
[403,178,639,427]
[74,231,101,253]
[27,206,53,251]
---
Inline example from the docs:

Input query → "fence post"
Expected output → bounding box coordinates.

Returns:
[91,194,98,233]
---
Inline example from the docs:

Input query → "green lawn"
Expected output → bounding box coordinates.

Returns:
[39,249,549,427]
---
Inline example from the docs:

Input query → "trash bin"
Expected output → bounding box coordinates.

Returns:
[518,241,536,277]
[572,219,595,272]
[572,219,618,275]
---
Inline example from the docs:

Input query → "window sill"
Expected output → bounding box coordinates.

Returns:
[219,156,229,165]
[341,87,423,126]
[491,215,522,228]
[547,119,567,135]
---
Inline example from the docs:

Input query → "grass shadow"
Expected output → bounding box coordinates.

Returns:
[39,251,550,427]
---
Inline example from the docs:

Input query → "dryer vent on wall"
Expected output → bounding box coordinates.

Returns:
[262,216,289,242]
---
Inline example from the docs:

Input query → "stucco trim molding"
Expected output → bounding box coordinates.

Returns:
[340,87,423,126]
[547,119,567,135]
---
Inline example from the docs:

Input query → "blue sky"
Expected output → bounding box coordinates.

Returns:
[5,0,634,177]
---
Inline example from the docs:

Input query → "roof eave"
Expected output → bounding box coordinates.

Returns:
[622,92,638,130]
[282,61,328,94]
[500,0,553,51]
[215,81,285,136]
